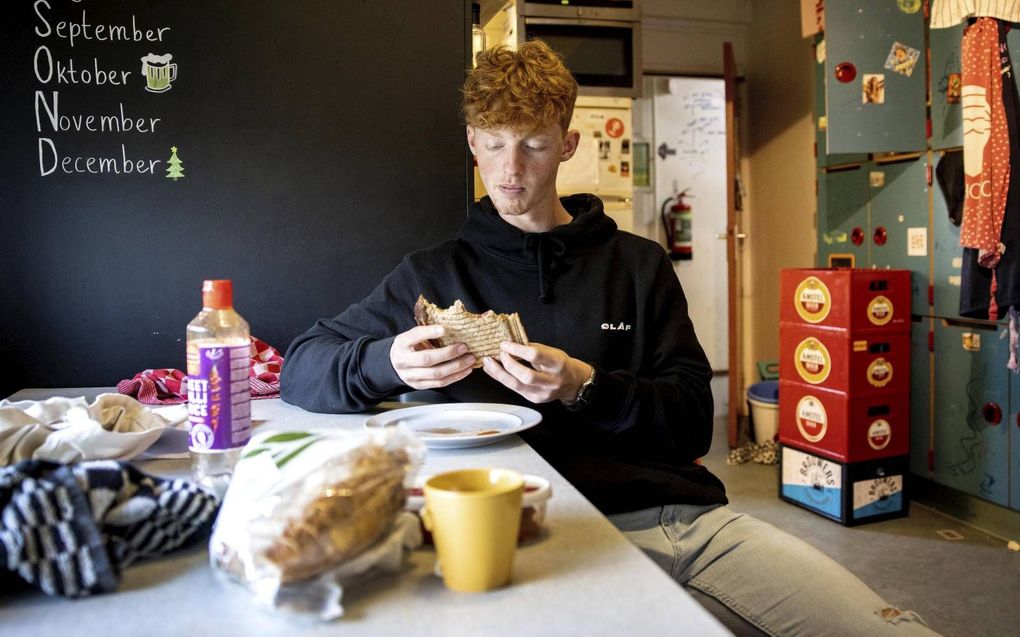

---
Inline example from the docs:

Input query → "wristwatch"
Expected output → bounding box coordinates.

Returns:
[561,366,597,411]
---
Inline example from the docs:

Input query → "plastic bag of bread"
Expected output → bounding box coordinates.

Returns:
[210,426,425,619]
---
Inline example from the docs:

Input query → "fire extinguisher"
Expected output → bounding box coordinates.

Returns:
[661,189,693,261]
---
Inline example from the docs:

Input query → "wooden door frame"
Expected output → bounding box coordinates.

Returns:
[724,42,745,448]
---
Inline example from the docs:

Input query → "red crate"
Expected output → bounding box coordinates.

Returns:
[779,323,910,395]
[780,268,911,332]
[778,380,910,462]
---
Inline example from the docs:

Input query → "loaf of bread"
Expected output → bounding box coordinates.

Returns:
[263,445,408,583]
[414,295,529,368]
[210,428,424,588]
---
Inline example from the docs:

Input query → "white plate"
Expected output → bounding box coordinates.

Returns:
[364,403,542,449]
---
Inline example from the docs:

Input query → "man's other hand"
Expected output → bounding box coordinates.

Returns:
[481,341,591,404]
[390,325,476,389]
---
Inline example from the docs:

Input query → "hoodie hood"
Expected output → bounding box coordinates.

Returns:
[458,194,617,303]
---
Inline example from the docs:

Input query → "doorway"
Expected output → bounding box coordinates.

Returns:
[632,75,734,419]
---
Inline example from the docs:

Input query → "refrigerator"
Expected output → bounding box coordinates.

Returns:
[556,96,635,232]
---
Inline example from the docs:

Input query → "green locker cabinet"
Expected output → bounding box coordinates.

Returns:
[933,321,1011,506]
[932,151,964,318]
[1012,367,1020,510]
[818,166,870,267]
[825,0,927,154]
[929,24,963,151]
[868,156,930,314]
[815,35,869,169]
[910,316,932,478]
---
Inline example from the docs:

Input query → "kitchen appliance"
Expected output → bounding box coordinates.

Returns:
[556,95,634,231]
[481,0,642,98]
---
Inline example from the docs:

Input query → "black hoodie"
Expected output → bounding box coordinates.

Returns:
[281,194,727,513]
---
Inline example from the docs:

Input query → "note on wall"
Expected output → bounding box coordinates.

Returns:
[32,3,182,179]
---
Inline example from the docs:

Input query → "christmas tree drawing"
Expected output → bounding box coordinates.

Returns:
[166,146,185,180]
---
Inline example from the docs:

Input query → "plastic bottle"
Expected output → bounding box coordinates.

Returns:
[186,279,251,497]
[471,3,486,68]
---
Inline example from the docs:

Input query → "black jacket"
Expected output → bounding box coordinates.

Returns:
[281,194,727,513]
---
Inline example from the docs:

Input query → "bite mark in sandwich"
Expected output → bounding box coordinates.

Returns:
[414,295,529,368]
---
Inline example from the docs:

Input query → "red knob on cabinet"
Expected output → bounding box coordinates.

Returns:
[835,62,857,83]
[851,227,865,246]
[873,226,888,246]
[983,402,1002,425]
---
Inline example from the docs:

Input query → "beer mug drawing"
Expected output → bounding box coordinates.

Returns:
[141,53,176,93]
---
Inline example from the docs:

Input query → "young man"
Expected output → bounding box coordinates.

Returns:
[281,41,938,636]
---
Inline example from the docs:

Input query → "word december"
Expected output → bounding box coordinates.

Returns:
[38,139,161,176]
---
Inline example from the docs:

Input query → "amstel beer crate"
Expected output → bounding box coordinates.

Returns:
[778,380,910,463]
[779,323,910,395]
[779,445,909,526]
[780,268,911,332]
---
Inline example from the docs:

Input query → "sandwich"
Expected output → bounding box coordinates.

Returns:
[414,295,529,368]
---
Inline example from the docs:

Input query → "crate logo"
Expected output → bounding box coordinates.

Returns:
[862,476,900,511]
[794,337,831,384]
[794,276,831,323]
[800,454,838,506]
[867,419,892,450]
[867,358,893,387]
[867,295,894,326]
[852,475,903,519]
[796,395,828,442]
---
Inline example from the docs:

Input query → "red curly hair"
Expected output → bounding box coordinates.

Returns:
[462,40,578,134]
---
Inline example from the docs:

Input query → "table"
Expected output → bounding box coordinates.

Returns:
[0,388,729,637]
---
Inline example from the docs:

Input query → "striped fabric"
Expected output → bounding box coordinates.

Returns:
[931,0,1020,28]
[0,460,217,597]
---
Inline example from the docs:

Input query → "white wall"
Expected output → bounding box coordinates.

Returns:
[641,0,751,75]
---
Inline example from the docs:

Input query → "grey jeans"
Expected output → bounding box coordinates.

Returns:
[608,505,940,637]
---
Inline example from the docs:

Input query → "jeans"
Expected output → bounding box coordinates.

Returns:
[608,505,940,637]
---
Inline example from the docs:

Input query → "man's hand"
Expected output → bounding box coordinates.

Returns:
[481,341,592,404]
[390,325,476,389]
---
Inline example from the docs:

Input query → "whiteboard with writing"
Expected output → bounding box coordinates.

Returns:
[653,77,728,370]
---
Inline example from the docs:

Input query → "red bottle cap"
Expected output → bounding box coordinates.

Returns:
[202,279,233,309]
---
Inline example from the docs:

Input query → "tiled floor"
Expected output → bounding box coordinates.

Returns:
[702,414,1020,637]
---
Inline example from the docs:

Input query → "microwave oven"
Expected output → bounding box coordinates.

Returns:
[515,1,642,98]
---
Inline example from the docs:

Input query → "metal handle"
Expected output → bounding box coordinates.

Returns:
[717,231,748,240]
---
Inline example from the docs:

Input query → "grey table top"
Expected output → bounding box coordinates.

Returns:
[0,389,728,637]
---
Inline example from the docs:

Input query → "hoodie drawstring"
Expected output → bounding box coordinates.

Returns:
[523,234,566,303]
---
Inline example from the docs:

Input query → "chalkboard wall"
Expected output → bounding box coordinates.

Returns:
[0,1,471,396]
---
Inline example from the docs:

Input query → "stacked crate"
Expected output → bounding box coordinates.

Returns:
[778,269,912,525]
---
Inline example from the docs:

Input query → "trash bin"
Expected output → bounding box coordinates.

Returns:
[747,380,779,443]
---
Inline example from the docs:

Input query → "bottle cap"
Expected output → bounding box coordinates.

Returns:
[202,279,233,309]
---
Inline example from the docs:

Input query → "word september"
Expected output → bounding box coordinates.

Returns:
[34,2,170,49]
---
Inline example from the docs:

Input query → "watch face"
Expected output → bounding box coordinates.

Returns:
[566,369,596,411]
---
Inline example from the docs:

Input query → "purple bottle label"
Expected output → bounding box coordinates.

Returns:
[187,344,251,451]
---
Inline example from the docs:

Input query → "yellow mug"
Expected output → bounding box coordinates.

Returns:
[421,468,524,593]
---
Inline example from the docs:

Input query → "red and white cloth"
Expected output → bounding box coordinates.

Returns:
[117,336,285,405]
[115,368,187,405]
[960,17,1011,269]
